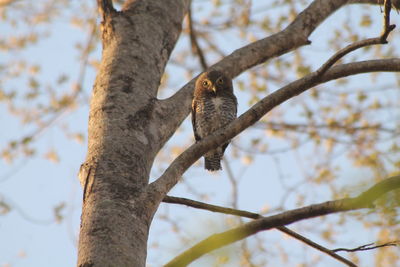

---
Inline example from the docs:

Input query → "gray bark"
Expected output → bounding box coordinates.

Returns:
[78,1,189,266]
[77,0,398,266]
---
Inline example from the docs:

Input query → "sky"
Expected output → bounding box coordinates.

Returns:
[0,1,399,267]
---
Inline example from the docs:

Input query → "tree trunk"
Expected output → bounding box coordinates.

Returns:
[77,1,189,266]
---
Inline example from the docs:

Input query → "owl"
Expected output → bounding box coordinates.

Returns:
[192,70,238,171]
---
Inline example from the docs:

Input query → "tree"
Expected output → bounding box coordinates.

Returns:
[1,0,399,266]
[76,0,400,266]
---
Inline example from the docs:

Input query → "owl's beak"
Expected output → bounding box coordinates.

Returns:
[211,86,217,94]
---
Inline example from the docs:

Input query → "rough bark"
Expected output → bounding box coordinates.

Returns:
[77,0,398,266]
[77,1,189,266]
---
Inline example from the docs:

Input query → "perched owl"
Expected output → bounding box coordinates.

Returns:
[192,70,238,171]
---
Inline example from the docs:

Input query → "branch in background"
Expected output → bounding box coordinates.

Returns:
[164,175,400,266]
[0,0,19,7]
[0,193,56,225]
[187,1,208,71]
[1,15,98,165]
[255,121,398,134]
[163,196,356,267]
[333,241,400,252]
[75,18,98,99]
[224,157,255,265]
[222,159,241,209]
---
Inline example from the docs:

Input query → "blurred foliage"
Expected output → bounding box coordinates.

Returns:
[0,0,399,266]
[0,0,98,162]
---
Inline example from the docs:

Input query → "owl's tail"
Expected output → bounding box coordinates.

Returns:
[204,143,230,171]
[204,153,222,171]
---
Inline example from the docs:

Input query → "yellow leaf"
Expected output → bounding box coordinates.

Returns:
[44,150,59,163]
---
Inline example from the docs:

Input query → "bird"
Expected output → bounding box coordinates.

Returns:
[191,70,238,171]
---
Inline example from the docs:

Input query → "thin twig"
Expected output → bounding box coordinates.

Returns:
[75,17,98,100]
[317,38,386,76]
[333,241,399,252]
[163,196,356,267]
[277,227,357,267]
[317,0,395,75]
[187,1,208,71]
[222,159,239,209]
[255,121,397,134]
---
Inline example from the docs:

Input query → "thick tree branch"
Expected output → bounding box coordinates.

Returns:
[163,196,356,267]
[165,176,400,267]
[150,58,400,197]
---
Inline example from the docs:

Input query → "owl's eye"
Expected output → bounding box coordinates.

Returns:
[216,77,224,85]
[202,80,211,87]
